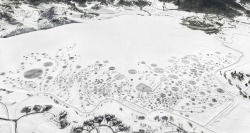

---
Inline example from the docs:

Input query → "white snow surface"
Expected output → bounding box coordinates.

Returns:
[0,2,250,133]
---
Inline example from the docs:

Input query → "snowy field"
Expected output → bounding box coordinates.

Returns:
[0,6,250,133]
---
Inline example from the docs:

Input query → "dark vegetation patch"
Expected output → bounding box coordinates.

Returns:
[159,0,249,17]
[117,0,151,7]
[26,0,151,7]
[240,0,250,4]
[181,16,223,34]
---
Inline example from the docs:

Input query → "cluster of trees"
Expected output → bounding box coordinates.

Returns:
[181,16,222,34]
[159,0,250,17]
[0,4,16,22]
[0,105,54,133]
[26,0,150,7]
[117,0,151,7]
[21,105,52,113]
[240,0,250,4]
[229,71,250,99]
[230,71,250,87]
[22,106,69,129]
[26,0,87,7]
[71,114,129,133]
[231,71,245,81]
[59,111,70,129]
[29,0,152,8]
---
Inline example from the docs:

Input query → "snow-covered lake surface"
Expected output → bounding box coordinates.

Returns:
[0,15,237,71]
[0,12,250,133]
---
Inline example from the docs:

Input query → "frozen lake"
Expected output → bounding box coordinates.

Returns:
[0,15,235,73]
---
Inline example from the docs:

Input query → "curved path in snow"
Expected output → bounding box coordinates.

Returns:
[205,18,250,128]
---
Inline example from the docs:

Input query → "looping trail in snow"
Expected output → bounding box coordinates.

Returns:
[206,18,250,128]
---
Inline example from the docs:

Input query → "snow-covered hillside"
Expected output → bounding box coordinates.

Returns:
[0,0,98,38]
[0,0,249,38]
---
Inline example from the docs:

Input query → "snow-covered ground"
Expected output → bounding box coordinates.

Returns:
[0,2,250,133]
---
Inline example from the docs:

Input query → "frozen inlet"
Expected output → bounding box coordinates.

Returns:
[136,83,152,92]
